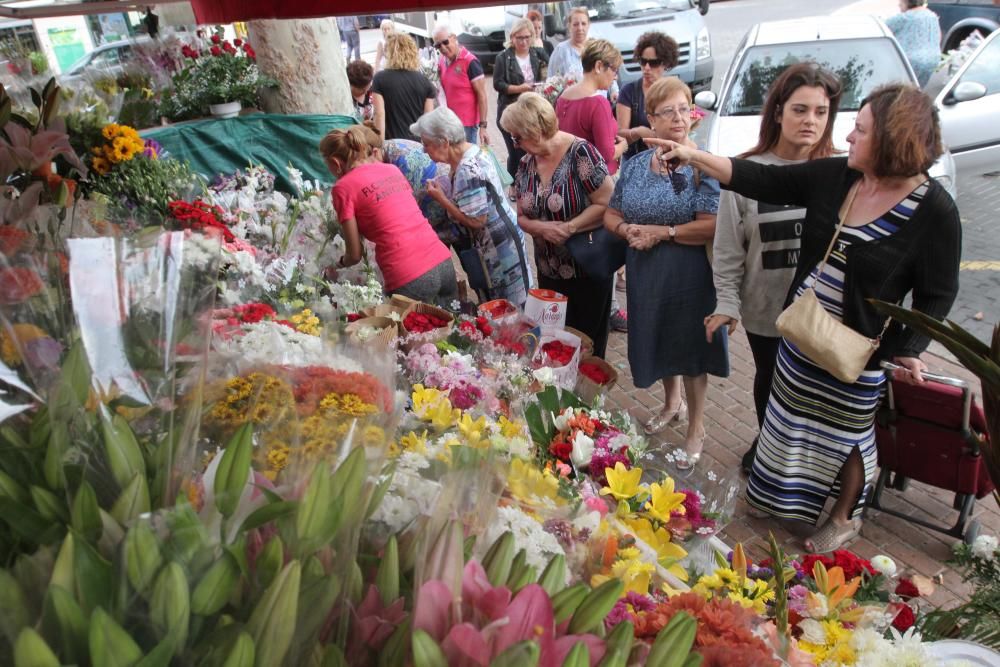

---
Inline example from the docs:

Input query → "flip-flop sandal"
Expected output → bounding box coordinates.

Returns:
[804,519,861,554]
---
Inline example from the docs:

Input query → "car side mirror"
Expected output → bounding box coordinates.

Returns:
[544,14,564,37]
[694,90,717,111]
[945,80,988,105]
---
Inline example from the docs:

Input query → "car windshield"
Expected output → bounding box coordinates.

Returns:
[575,0,691,21]
[723,38,913,115]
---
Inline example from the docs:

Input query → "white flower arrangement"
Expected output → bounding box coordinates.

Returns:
[482,504,566,575]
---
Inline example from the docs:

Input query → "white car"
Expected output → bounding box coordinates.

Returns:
[932,27,1000,180]
[693,15,958,197]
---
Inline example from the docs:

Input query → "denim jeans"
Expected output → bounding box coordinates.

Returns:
[464,125,479,144]
[342,31,361,61]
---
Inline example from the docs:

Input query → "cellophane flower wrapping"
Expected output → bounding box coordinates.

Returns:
[192,336,400,650]
[67,230,221,505]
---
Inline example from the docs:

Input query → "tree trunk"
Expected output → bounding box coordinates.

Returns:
[246,18,352,115]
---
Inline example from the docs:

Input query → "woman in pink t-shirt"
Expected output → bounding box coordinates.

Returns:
[321,125,457,305]
[555,39,627,176]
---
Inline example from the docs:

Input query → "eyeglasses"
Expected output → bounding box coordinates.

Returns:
[513,34,532,41]
[648,106,691,119]
[433,37,450,50]
[655,152,687,195]
[638,58,663,68]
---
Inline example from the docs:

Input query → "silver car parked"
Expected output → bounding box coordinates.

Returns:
[692,14,958,198]
[932,28,1000,180]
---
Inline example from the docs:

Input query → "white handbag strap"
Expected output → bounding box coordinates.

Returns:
[807,180,892,342]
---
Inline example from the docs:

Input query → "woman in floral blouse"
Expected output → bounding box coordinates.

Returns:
[501,92,615,357]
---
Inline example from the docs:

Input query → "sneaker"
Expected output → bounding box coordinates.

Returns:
[611,309,627,332]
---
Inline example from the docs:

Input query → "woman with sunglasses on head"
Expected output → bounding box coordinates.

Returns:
[705,63,843,476]
[556,39,627,176]
[616,32,680,162]
[604,77,728,470]
[501,93,615,357]
[650,83,960,553]
[494,17,550,178]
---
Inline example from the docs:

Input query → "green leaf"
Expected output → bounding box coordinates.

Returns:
[364,461,396,520]
[490,640,540,667]
[88,607,143,667]
[111,473,151,525]
[376,536,399,605]
[100,409,146,490]
[219,632,255,667]
[239,500,297,534]
[245,560,300,667]
[60,341,91,406]
[73,531,112,615]
[0,468,28,504]
[135,639,174,667]
[411,629,447,667]
[30,485,68,523]
[190,553,239,616]
[14,627,59,667]
[214,424,253,518]
[0,570,31,652]
[0,498,61,544]
[72,481,103,543]
[40,585,87,665]
[43,422,67,491]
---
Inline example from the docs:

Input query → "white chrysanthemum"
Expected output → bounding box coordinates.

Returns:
[871,554,898,578]
[971,534,998,559]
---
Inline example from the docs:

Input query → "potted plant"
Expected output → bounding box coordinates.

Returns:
[162,28,276,121]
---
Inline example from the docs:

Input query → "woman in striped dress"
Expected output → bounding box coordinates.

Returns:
[646,83,961,553]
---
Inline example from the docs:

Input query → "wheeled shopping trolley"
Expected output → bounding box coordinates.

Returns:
[867,362,995,544]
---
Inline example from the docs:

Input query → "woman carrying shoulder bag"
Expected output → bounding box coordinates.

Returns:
[649,83,961,553]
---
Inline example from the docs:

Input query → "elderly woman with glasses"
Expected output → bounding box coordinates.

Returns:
[617,31,680,162]
[556,39,627,176]
[418,106,532,307]
[604,77,728,469]
[501,93,615,357]
[494,17,550,177]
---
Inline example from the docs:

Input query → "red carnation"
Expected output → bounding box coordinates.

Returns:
[234,38,244,47]
[0,267,45,305]
[210,46,222,57]
[889,602,915,631]
[346,313,363,322]
[211,34,221,44]
[549,440,572,461]
[895,578,920,599]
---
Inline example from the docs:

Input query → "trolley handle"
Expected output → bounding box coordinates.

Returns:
[880,361,969,389]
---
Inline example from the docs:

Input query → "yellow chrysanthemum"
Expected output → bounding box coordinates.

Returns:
[290,308,321,336]
[399,430,428,454]
[0,323,48,366]
[617,546,641,561]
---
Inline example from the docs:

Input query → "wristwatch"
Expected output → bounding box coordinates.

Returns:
[667,224,677,242]
[478,121,488,128]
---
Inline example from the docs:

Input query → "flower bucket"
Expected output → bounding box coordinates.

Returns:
[524,288,567,334]
[400,302,454,352]
[345,316,398,348]
[209,101,242,119]
[533,328,581,391]
[478,298,520,328]
[564,326,593,358]
[575,355,617,403]
[360,303,407,333]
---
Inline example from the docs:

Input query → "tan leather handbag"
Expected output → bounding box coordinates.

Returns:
[775,183,890,384]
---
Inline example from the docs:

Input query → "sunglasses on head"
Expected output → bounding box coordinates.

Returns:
[433,38,450,50]
[639,57,663,68]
